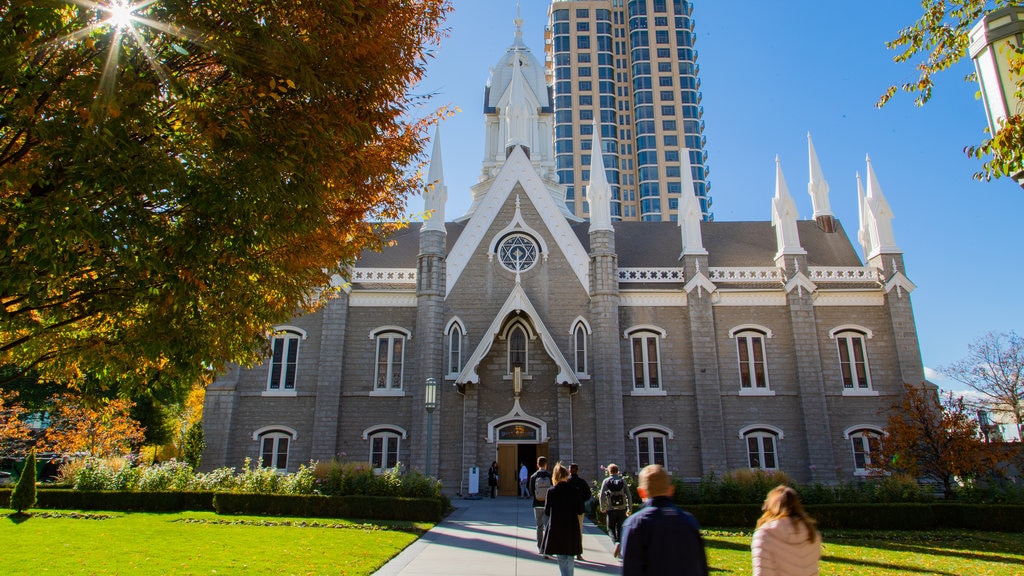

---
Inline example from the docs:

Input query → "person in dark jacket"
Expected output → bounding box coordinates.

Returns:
[619,464,708,576]
[487,461,499,498]
[541,462,585,576]
[567,463,593,560]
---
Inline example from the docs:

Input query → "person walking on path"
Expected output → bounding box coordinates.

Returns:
[567,463,592,561]
[519,462,530,498]
[598,463,632,547]
[487,461,499,499]
[751,485,822,576]
[529,456,553,553]
[541,462,585,576]
[619,464,708,576]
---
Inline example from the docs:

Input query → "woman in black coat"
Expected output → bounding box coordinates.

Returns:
[541,462,585,576]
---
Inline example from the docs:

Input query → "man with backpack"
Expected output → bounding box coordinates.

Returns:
[529,456,553,555]
[598,463,632,549]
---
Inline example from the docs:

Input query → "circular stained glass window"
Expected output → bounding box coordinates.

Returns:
[498,234,539,272]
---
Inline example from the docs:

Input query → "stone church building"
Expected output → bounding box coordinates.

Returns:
[202,22,925,495]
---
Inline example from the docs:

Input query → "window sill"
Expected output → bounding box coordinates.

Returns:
[370,389,406,397]
[262,390,297,397]
[738,388,775,397]
[575,373,592,380]
[630,389,667,397]
[842,389,879,397]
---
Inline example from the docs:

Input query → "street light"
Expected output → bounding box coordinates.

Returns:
[969,6,1024,186]
[424,377,438,477]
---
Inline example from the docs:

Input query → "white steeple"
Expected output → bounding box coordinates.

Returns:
[504,50,531,151]
[587,121,612,232]
[423,126,446,232]
[856,171,872,259]
[807,133,835,231]
[772,156,805,259]
[864,155,900,257]
[679,149,706,255]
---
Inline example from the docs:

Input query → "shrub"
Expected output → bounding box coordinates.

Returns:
[10,450,37,513]
[138,460,194,491]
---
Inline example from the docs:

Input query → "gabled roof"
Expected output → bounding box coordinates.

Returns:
[454,282,579,387]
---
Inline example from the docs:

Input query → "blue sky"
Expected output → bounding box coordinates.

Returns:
[414,1,1024,400]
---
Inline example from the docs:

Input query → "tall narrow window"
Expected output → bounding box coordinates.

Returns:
[374,332,405,391]
[629,331,661,390]
[745,431,778,470]
[267,331,301,391]
[259,432,290,471]
[508,324,528,373]
[448,325,462,375]
[836,332,871,390]
[574,323,588,374]
[734,330,769,391]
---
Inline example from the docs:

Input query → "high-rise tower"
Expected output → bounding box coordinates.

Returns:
[546,0,711,222]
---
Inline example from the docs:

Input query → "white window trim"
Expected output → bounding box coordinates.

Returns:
[633,430,670,471]
[845,426,884,476]
[252,426,297,472]
[446,318,466,379]
[266,330,303,393]
[364,426,406,473]
[832,329,875,395]
[626,327,666,395]
[371,328,409,394]
[503,320,533,374]
[740,427,781,471]
[731,328,772,395]
[571,318,591,378]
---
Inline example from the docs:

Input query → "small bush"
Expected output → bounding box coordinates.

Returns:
[10,450,37,513]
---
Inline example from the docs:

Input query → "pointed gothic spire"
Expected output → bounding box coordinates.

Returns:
[856,171,872,259]
[514,2,524,45]
[807,133,836,232]
[587,121,612,232]
[772,156,804,258]
[423,126,447,232]
[679,149,706,255]
[504,50,530,151]
[864,155,900,256]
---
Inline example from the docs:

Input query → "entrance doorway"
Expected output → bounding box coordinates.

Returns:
[497,443,547,496]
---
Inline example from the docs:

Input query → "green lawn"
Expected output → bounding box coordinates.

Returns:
[704,529,1024,575]
[2,511,428,575]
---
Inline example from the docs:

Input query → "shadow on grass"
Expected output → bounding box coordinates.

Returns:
[6,512,31,524]
[826,531,1024,568]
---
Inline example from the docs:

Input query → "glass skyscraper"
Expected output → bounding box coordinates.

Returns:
[546,0,711,221]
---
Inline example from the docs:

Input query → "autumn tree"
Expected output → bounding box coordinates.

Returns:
[878,1,1024,182]
[0,1,452,397]
[941,331,1024,440]
[0,389,32,458]
[41,396,146,457]
[878,383,995,498]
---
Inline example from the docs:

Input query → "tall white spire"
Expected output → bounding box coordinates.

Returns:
[807,133,834,229]
[587,121,612,232]
[772,156,804,259]
[855,171,872,259]
[423,126,446,232]
[679,149,706,255]
[864,155,900,256]
[504,49,531,150]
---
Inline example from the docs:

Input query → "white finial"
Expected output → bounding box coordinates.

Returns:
[807,133,833,219]
[679,148,706,255]
[856,171,872,259]
[423,126,446,232]
[514,2,523,43]
[772,156,805,259]
[864,155,900,257]
[587,121,613,232]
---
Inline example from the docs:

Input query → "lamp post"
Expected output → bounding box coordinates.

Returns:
[424,377,438,477]
[969,6,1024,187]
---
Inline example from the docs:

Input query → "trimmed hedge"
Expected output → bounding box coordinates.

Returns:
[0,489,442,522]
[683,503,1024,532]
[213,493,442,522]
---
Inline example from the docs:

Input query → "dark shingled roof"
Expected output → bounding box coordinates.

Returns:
[355,219,862,269]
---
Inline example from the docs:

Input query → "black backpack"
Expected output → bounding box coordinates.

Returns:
[604,477,627,508]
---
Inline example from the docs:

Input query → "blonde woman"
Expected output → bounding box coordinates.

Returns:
[541,462,585,575]
[751,485,822,576]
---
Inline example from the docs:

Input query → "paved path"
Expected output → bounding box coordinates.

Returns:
[373,496,621,576]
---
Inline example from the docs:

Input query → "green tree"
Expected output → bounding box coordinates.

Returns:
[878,1,1024,182]
[877,384,995,498]
[9,449,37,514]
[182,420,205,470]
[0,1,452,397]
[942,331,1024,440]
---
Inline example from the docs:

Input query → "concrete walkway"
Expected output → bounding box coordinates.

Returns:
[373,496,621,576]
